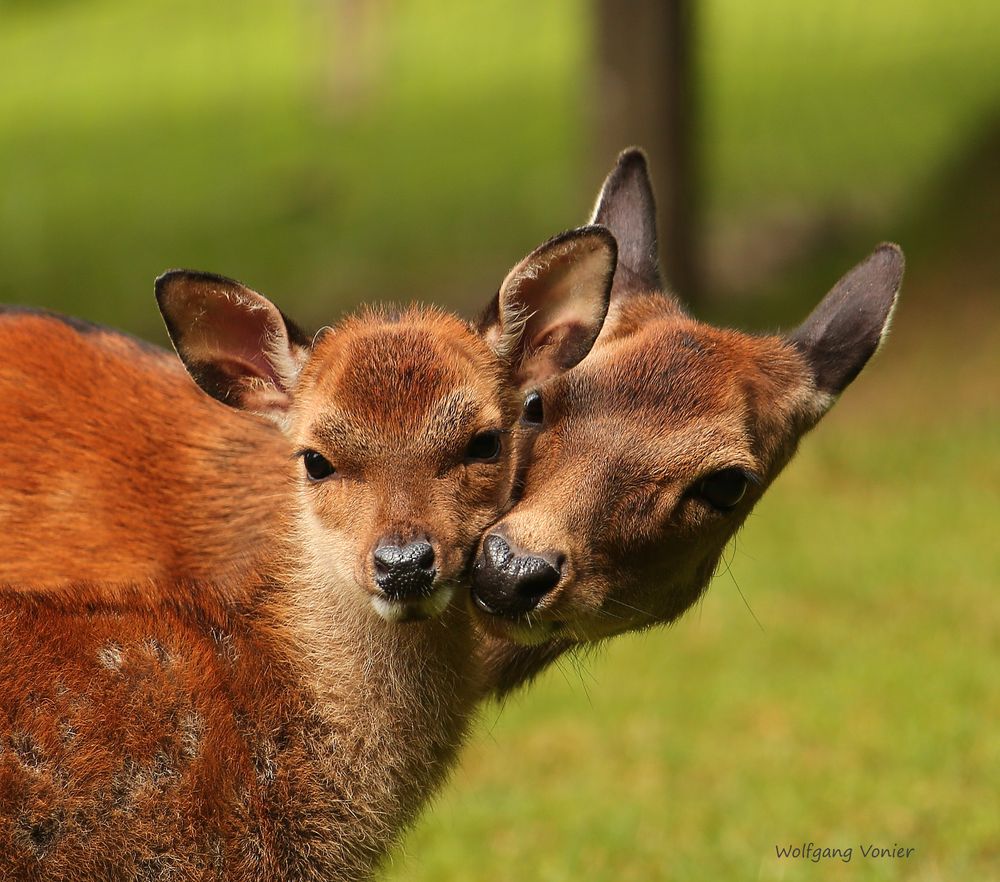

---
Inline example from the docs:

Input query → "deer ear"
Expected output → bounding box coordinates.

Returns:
[477,226,616,387]
[155,270,311,425]
[590,147,662,300]
[789,243,904,403]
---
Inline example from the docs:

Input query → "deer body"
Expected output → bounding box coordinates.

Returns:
[0,230,618,879]
[0,307,286,599]
[0,308,487,881]
[1,576,477,881]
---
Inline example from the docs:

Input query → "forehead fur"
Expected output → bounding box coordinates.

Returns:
[559,302,813,470]
[294,305,506,441]
[584,326,778,414]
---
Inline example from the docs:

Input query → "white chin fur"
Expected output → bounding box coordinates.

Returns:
[371,583,456,623]
[504,618,563,646]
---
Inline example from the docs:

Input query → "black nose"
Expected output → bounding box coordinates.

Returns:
[373,540,436,600]
[471,533,561,618]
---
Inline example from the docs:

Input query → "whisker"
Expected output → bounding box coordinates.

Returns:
[719,545,765,633]
[593,606,626,621]
[563,649,593,705]
[552,654,578,692]
[605,595,654,619]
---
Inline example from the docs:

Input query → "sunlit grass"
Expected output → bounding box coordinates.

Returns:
[0,0,586,336]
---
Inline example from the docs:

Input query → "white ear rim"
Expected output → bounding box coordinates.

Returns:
[261,316,308,393]
[874,287,901,357]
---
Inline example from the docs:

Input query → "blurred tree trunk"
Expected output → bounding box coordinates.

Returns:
[324,0,389,112]
[594,0,701,303]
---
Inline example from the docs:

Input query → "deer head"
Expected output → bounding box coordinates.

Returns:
[471,150,904,648]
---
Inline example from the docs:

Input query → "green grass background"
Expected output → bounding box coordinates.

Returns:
[1,1,998,879]
[3,0,999,331]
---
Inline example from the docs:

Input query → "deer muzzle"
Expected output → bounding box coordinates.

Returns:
[470,533,562,618]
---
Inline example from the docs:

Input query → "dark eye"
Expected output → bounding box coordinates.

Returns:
[465,431,502,463]
[522,391,544,425]
[302,449,336,481]
[696,468,750,511]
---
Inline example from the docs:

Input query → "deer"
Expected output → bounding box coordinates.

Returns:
[1,151,904,859]
[0,152,905,707]
[471,149,905,695]
[0,225,618,881]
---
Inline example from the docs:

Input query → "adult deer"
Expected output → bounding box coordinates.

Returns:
[0,227,616,880]
[472,150,905,694]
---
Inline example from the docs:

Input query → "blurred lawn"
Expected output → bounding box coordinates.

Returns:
[0,0,588,336]
[2,1,998,879]
[2,0,1000,336]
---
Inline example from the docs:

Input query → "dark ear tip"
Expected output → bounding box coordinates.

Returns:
[605,148,653,196]
[615,146,650,173]
[154,269,246,306]
[534,225,619,264]
[874,241,905,273]
[873,241,904,263]
[154,269,188,303]
[867,242,906,295]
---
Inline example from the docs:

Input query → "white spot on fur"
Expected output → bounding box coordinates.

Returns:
[179,710,205,760]
[98,642,124,671]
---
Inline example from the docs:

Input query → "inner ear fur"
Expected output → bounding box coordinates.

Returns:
[155,270,311,423]
[789,242,905,398]
[478,226,617,387]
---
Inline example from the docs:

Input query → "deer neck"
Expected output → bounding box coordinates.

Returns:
[253,543,482,874]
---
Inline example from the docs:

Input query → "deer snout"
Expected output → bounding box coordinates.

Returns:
[372,538,437,600]
[471,533,562,618]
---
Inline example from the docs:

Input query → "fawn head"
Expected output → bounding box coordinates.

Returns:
[155,228,615,622]
[471,149,904,643]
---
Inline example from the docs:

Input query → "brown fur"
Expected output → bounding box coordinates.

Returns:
[475,296,819,649]
[0,308,287,600]
[0,228,616,880]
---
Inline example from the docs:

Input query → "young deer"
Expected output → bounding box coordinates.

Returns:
[0,227,617,880]
[472,150,905,694]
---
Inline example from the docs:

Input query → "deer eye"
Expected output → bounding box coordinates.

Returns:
[696,468,750,511]
[302,449,336,481]
[522,391,544,425]
[465,431,502,463]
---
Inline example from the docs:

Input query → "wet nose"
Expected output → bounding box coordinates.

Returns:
[373,539,436,600]
[471,533,562,617]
